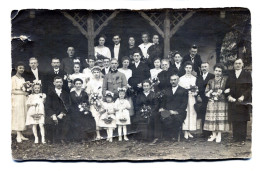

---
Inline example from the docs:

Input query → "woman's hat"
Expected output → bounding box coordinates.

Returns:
[118,87,127,92]
[91,66,102,72]
[105,90,114,98]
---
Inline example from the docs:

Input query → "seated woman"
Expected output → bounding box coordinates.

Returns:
[204,63,229,143]
[134,80,158,142]
[94,35,111,60]
[178,61,198,139]
[69,62,89,91]
[69,78,96,142]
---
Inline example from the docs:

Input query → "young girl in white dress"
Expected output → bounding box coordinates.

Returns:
[114,88,131,141]
[99,91,116,142]
[25,81,46,144]
[178,61,198,139]
[150,58,162,79]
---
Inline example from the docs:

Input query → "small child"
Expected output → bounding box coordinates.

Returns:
[99,91,116,142]
[25,81,46,144]
[114,88,131,141]
[150,58,162,79]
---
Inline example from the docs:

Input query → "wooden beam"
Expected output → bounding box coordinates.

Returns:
[163,10,171,58]
[94,11,120,37]
[61,11,89,39]
[169,11,195,37]
[138,11,165,38]
[87,12,95,56]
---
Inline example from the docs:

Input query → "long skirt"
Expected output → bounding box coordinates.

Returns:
[203,101,229,131]
[12,94,27,131]
[182,94,197,131]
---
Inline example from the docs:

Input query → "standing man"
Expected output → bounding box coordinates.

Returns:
[23,57,44,82]
[102,59,127,98]
[183,45,202,76]
[101,58,111,75]
[159,74,188,141]
[61,47,81,74]
[44,57,69,93]
[196,62,215,138]
[226,58,252,144]
[110,35,125,67]
[45,76,70,144]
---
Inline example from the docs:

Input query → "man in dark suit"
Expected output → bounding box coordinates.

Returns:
[43,58,69,93]
[226,58,252,144]
[61,47,81,74]
[159,74,188,140]
[110,35,126,67]
[129,50,151,92]
[157,59,175,91]
[170,51,185,77]
[45,76,70,144]
[146,34,163,69]
[23,57,44,83]
[101,58,111,76]
[196,62,215,137]
[183,45,202,76]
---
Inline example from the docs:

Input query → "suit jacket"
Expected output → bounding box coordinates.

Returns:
[110,43,126,67]
[129,62,151,90]
[160,86,188,122]
[43,69,69,93]
[61,57,82,74]
[45,89,70,124]
[196,72,215,101]
[183,54,202,76]
[171,62,186,77]
[23,68,44,83]
[146,44,163,68]
[101,67,111,76]
[157,68,175,91]
[226,70,252,121]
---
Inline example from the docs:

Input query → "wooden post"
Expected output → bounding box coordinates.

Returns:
[87,12,95,57]
[163,10,171,58]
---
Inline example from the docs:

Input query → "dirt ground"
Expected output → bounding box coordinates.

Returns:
[11,132,251,161]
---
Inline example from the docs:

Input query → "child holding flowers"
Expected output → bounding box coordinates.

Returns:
[25,80,46,144]
[114,87,131,141]
[99,91,116,142]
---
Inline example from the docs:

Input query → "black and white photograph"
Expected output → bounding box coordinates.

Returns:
[10,7,252,161]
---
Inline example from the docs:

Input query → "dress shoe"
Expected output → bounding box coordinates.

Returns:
[188,132,194,138]
[21,136,29,141]
[124,136,129,141]
[16,137,22,143]
[118,136,122,141]
[216,134,221,143]
[207,135,216,142]
[184,131,189,139]
[42,137,46,144]
[34,137,39,144]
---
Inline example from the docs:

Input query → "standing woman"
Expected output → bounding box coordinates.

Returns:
[69,78,96,142]
[11,62,29,143]
[70,62,89,90]
[204,63,229,143]
[94,35,111,60]
[178,61,198,139]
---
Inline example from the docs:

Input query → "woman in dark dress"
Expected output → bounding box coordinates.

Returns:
[134,79,159,142]
[69,78,96,142]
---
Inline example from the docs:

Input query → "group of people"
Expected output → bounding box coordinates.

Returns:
[11,33,252,146]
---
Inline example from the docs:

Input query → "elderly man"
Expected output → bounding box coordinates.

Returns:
[23,57,44,82]
[183,45,202,76]
[226,58,252,144]
[196,62,215,137]
[61,47,81,74]
[159,74,188,140]
[102,58,127,98]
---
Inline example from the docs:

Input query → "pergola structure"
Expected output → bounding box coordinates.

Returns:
[62,9,195,58]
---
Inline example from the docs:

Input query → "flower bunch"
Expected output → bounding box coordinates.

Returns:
[90,93,102,111]
[189,85,199,95]
[140,105,152,119]
[22,81,33,93]
[31,113,43,121]
[78,102,90,115]
[155,90,165,102]
[102,116,113,124]
[119,118,127,123]
[206,89,223,102]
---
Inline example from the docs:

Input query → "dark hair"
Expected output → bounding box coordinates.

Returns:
[173,51,182,57]
[54,76,63,81]
[191,44,198,49]
[74,62,81,67]
[234,58,244,63]
[87,55,95,61]
[214,63,225,71]
[128,36,135,40]
[121,56,130,63]
[142,79,152,86]
[141,32,150,38]
[133,49,142,56]
[201,61,209,65]
[153,57,161,63]
[113,34,120,39]
[73,78,83,84]
[184,61,193,69]
[99,35,106,40]
[15,61,26,69]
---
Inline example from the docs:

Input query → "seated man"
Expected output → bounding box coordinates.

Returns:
[45,76,70,143]
[159,74,188,140]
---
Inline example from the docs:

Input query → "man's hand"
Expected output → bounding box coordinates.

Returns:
[137,83,142,88]
[159,108,164,112]
[228,95,236,102]
[57,113,64,120]
[52,115,58,124]
[238,95,244,102]
[197,95,202,102]
[169,110,179,115]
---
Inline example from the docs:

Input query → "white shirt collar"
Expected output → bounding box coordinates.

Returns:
[114,43,120,47]
[235,69,242,78]
[144,91,150,96]
[55,88,62,96]
[54,68,59,72]
[172,85,179,94]
[175,62,181,68]
[202,72,208,78]
[135,61,140,67]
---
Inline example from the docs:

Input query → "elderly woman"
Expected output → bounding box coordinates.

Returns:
[204,63,229,143]
[94,35,111,60]
[178,61,198,139]
[11,62,29,143]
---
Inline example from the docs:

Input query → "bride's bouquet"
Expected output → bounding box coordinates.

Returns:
[90,93,102,111]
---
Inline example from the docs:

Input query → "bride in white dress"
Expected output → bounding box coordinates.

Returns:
[178,61,198,139]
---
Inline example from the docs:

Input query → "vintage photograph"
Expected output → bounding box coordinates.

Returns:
[11,8,252,160]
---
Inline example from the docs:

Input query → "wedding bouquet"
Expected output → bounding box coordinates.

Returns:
[206,89,223,102]
[140,105,152,119]
[189,85,199,95]
[78,102,90,115]
[90,93,102,111]
[22,81,33,93]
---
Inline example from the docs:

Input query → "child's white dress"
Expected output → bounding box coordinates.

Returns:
[99,102,116,128]
[25,93,46,125]
[114,99,131,125]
